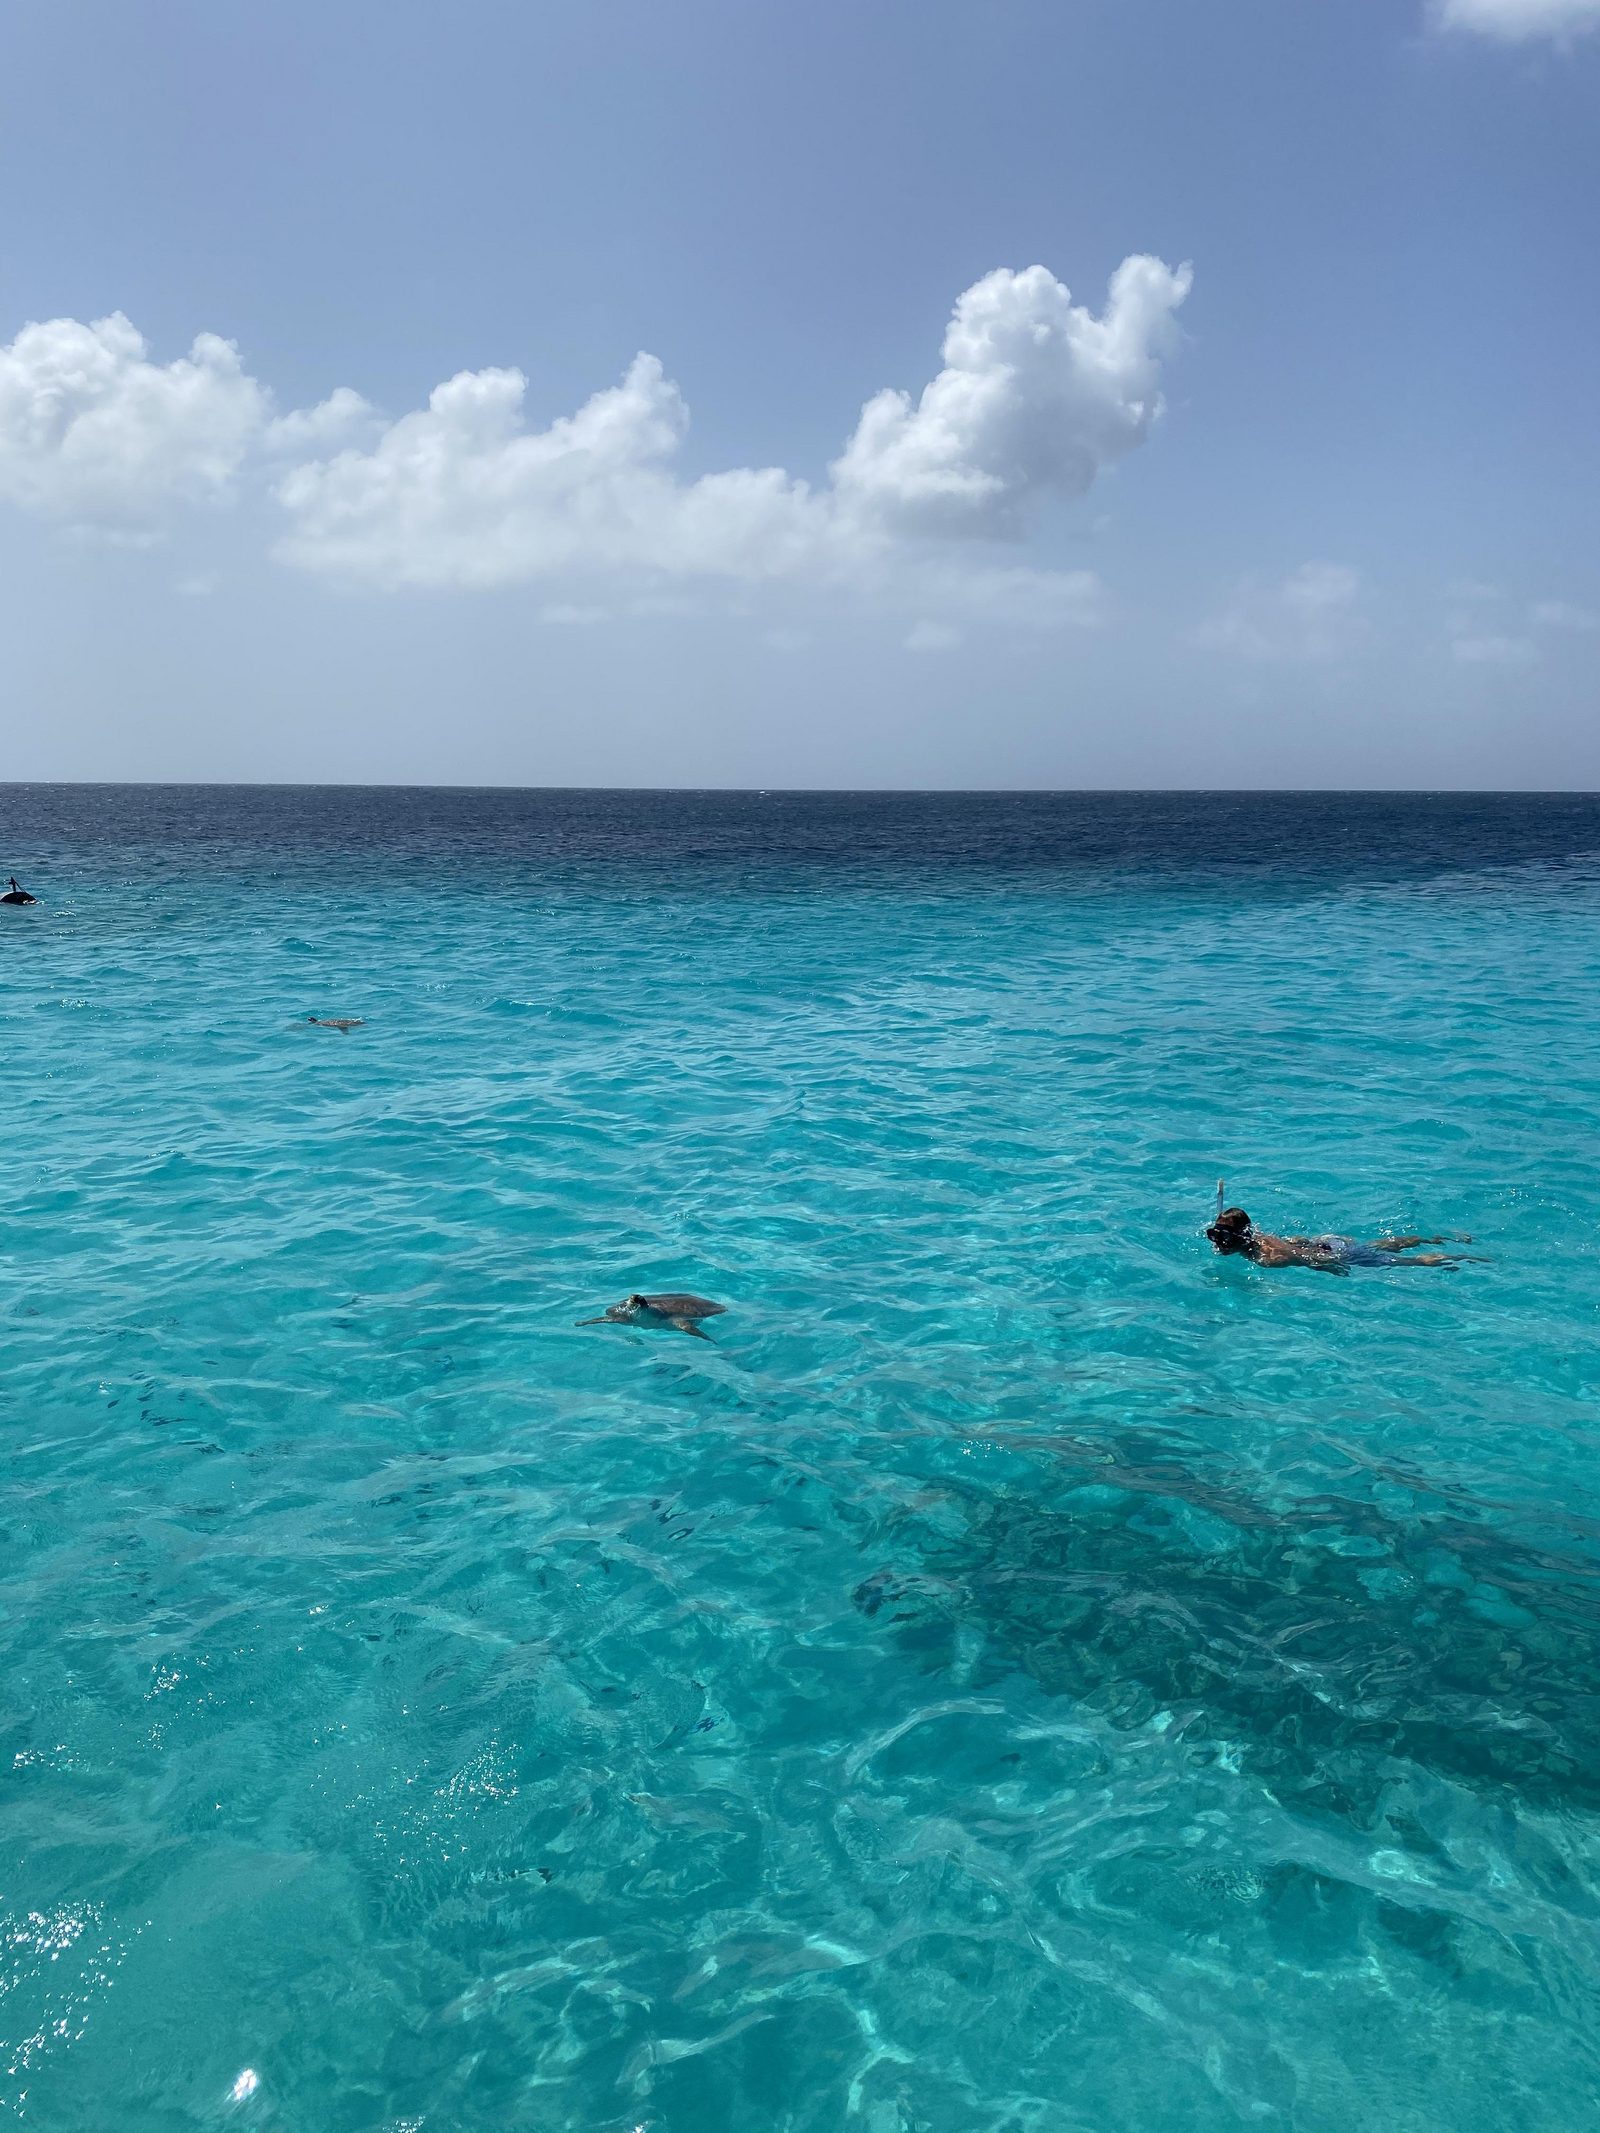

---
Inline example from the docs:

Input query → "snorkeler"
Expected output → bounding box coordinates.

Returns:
[1205,1205,1476,1272]
[1,876,37,906]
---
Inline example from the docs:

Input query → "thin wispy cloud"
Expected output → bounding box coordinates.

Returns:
[1432,0,1600,38]
[1452,630,1536,664]
[1441,584,1598,664]
[1196,563,1366,662]
[1444,579,1534,665]
[904,620,963,653]
[1531,598,1599,631]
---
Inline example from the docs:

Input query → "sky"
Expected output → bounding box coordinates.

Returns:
[1,0,1597,788]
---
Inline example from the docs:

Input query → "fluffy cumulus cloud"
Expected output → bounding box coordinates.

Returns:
[1433,0,1600,36]
[830,257,1191,539]
[274,354,829,588]
[1197,562,1365,661]
[273,255,1191,591]
[0,256,1191,617]
[262,387,380,457]
[0,312,268,528]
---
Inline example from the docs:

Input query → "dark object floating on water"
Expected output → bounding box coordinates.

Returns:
[2,876,37,905]
[306,1016,365,1033]
[577,1293,727,1339]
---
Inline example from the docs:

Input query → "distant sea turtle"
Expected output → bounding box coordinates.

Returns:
[577,1293,727,1339]
[307,1016,365,1033]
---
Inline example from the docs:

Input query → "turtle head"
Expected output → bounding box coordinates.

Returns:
[621,1293,651,1314]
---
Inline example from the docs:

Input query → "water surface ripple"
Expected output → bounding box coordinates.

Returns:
[2,789,1599,2132]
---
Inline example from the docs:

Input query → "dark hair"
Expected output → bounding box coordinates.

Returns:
[1206,1207,1254,1252]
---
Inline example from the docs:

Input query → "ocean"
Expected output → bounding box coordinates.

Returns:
[2,786,1598,2132]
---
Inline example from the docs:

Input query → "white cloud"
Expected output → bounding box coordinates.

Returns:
[274,353,829,588]
[1433,0,1600,38]
[0,313,269,529]
[272,255,1191,593]
[629,589,709,619]
[1442,582,1560,664]
[0,259,1190,619]
[830,257,1192,539]
[1452,630,1536,665]
[0,313,367,533]
[898,566,1105,652]
[262,387,379,456]
[1531,598,1599,631]
[1197,562,1365,661]
[905,620,963,653]
[941,563,1106,630]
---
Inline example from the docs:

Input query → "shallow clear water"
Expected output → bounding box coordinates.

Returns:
[3,787,1599,2133]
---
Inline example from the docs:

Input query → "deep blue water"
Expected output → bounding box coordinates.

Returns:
[2,787,1599,2133]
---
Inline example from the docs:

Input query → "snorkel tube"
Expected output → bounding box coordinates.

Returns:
[1206,1180,1246,1254]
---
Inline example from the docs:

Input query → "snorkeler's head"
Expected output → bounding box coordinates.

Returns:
[1206,1207,1253,1254]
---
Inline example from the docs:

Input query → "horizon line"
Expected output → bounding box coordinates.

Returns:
[2,781,1597,798]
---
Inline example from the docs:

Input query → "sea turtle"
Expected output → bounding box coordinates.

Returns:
[577,1293,727,1339]
[306,1016,365,1033]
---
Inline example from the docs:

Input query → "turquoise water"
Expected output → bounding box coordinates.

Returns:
[3,788,1600,2132]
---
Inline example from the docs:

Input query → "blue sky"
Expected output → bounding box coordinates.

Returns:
[1,0,1596,786]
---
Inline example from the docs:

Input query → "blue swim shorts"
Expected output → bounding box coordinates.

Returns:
[1315,1235,1402,1268]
